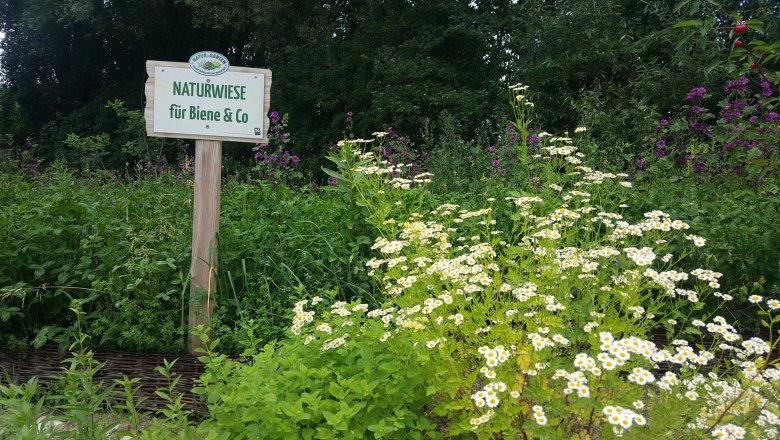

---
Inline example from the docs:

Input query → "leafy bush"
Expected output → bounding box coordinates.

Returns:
[194,331,437,439]
[0,168,193,352]
[213,182,378,352]
[629,178,780,310]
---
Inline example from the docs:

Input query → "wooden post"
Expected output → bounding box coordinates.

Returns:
[187,139,222,354]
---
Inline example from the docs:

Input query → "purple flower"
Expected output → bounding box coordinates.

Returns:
[510,135,517,142]
[291,156,300,164]
[720,109,742,123]
[749,115,759,123]
[488,145,497,153]
[689,121,711,136]
[656,139,667,148]
[725,76,749,93]
[636,158,646,165]
[685,86,707,103]
[694,160,706,173]
[765,112,779,123]
[491,159,500,167]
[689,105,704,115]
[255,151,262,158]
[270,111,280,123]
[527,135,540,143]
[328,176,338,186]
[655,150,667,157]
[660,119,669,126]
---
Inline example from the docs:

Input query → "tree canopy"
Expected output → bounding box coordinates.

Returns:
[1,0,778,167]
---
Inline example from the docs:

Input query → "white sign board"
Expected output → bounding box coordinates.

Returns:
[145,60,272,143]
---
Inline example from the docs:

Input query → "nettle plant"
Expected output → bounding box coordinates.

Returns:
[291,114,780,438]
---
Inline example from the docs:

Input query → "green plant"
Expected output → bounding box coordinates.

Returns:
[628,178,780,324]
[0,170,194,352]
[63,133,110,174]
[107,99,181,176]
[0,377,47,439]
[49,301,117,439]
[423,112,493,193]
[193,326,438,439]
[112,375,149,436]
[132,358,200,439]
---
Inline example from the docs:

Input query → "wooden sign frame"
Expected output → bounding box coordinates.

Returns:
[144,60,272,143]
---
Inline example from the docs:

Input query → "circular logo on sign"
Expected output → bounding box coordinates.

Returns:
[189,51,230,76]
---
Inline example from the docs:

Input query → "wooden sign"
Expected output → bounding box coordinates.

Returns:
[144,53,272,353]
[145,58,272,143]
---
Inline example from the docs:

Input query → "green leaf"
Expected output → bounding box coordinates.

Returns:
[32,326,56,349]
[328,382,347,400]
[673,20,703,28]
[321,167,345,181]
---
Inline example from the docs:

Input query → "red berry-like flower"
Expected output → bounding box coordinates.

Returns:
[733,24,747,33]
[750,62,758,70]
[734,40,744,48]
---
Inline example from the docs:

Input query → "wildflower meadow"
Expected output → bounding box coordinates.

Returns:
[1,2,779,439]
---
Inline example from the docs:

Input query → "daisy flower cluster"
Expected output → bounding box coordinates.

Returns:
[687,371,780,439]
[531,405,547,426]
[347,134,434,191]
[603,405,647,436]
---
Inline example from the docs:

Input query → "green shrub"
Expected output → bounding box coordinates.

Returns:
[194,333,438,439]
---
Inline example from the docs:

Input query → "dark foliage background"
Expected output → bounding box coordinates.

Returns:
[2,0,777,172]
